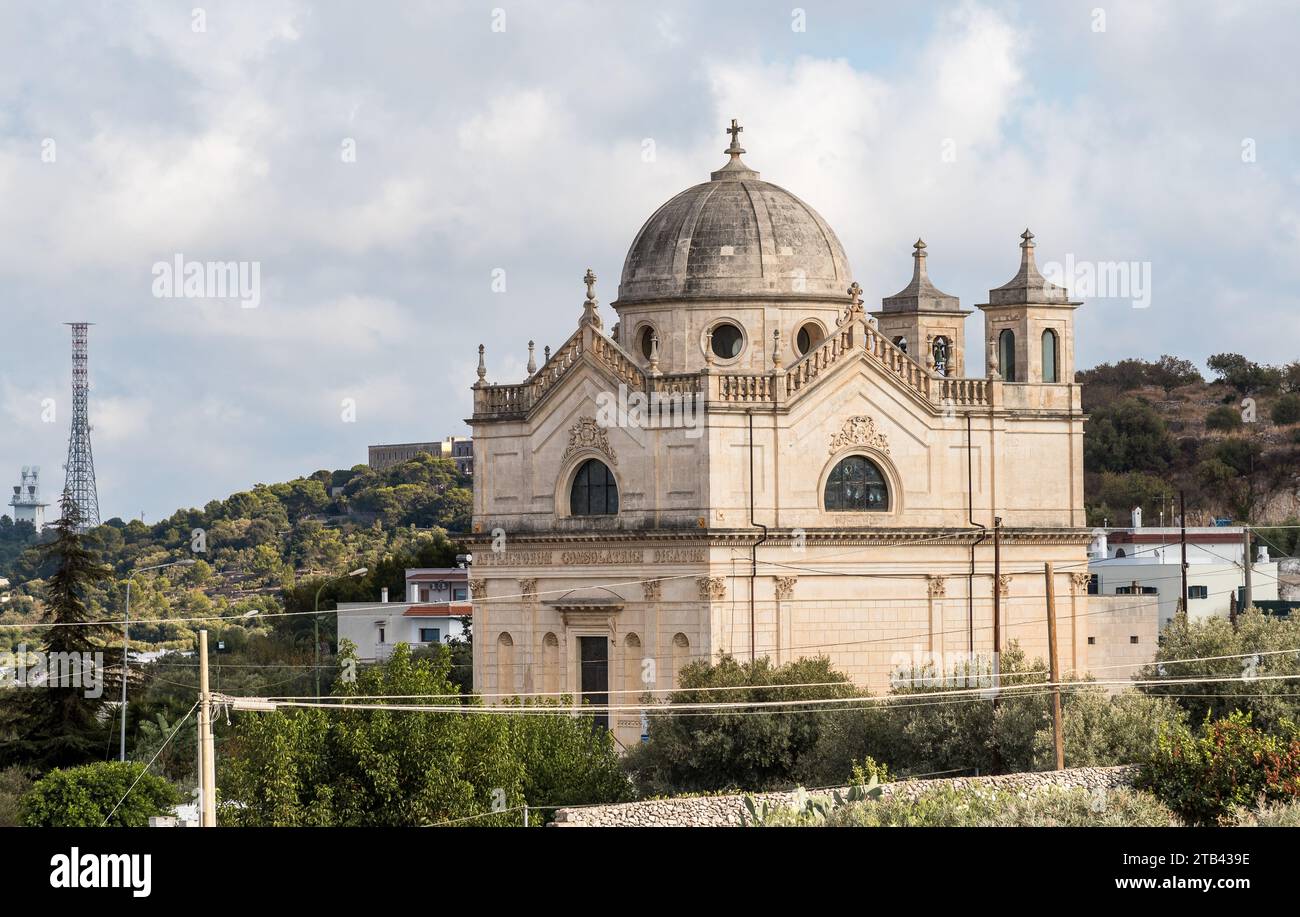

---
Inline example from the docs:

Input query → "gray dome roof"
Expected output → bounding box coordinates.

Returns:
[615,137,852,305]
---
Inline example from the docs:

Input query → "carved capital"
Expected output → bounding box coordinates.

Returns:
[697,576,726,601]
[829,415,890,455]
[562,416,617,466]
[774,576,798,600]
[642,579,662,602]
[1070,572,1092,594]
[518,578,538,600]
[997,574,1011,597]
[927,576,946,598]
[469,579,486,599]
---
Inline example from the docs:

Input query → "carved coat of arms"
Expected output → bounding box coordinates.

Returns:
[828,415,890,455]
[562,416,618,465]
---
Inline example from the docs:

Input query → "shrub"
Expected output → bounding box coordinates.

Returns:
[0,766,33,827]
[1271,394,1300,425]
[1138,711,1300,824]
[1205,405,1243,432]
[1032,689,1186,769]
[765,786,1177,827]
[20,761,181,827]
[1233,800,1300,827]
[625,655,857,795]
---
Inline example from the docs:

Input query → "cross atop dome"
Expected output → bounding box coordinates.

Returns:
[711,117,759,181]
[725,118,745,157]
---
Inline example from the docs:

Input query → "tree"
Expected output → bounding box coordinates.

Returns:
[623,655,858,795]
[20,761,180,827]
[1139,610,1300,732]
[221,642,626,826]
[1083,398,1175,474]
[0,496,118,770]
[1148,354,1203,393]
[1207,353,1282,395]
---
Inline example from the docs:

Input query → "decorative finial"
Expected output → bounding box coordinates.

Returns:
[527,340,536,375]
[580,268,602,329]
[1020,228,1035,248]
[476,344,487,382]
[544,345,551,363]
[845,281,865,322]
[771,329,784,370]
[914,238,927,255]
[725,118,745,158]
[704,327,715,366]
[648,332,661,375]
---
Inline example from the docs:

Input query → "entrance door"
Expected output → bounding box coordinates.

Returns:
[579,636,609,730]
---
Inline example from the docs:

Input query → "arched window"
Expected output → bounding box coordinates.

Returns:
[824,455,890,512]
[570,459,618,516]
[1041,329,1059,383]
[932,336,951,376]
[497,632,516,695]
[542,632,559,695]
[624,634,643,696]
[638,325,656,360]
[672,633,690,687]
[998,329,1016,382]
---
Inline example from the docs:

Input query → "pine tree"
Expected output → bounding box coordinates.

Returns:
[0,494,118,770]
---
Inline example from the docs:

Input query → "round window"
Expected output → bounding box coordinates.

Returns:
[709,323,743,359]
[638,326,655,359]
[795,322,824,355]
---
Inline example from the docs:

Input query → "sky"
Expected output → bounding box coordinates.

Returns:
[1,0,1298,523]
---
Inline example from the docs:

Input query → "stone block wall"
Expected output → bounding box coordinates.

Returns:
[550,765,1139,827]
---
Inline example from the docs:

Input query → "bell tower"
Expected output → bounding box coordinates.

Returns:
[871,239,969,376]
[976,230,1081,383]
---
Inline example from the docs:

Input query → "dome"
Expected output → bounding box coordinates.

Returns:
[614,123,852,306]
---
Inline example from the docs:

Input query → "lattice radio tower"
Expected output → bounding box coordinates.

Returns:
[62,322,100,530]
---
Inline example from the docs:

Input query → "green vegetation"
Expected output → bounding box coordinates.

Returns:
[1077,352,1300,526]
[1138,610,1300,732]
[1139,711,1300,825]
[622,655,857,795]
[20,761,181,827]
[0,497,120,770]
[757,785,1178,827]
[220,643,630,826]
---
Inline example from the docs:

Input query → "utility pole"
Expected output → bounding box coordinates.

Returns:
[1044,562,1064,771]
[992,517,1002,660]
[198,629,216,827]
[1178,490,1188,619]
[1242,527,1253,617]
[120,579,131,762]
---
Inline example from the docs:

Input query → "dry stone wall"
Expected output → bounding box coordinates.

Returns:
[551,765,1139,827]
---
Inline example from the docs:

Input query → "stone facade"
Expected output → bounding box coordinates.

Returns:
[466,122,1140,750]
[551,765,1140,827]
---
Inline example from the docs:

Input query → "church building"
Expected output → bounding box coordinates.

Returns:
[466,121,1149,747]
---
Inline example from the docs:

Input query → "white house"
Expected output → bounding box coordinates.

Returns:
[337,568,471,662]
[1088,510,1279,630]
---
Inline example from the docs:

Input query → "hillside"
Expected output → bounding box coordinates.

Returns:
[0,454,471,651]
[1079,353,1300,548]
